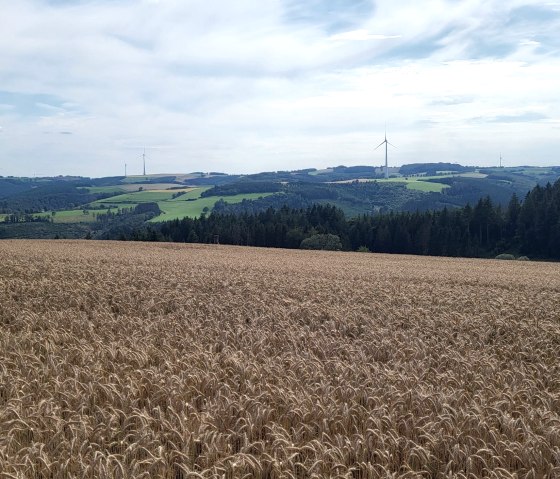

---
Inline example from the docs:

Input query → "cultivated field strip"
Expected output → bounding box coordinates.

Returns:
[0,240,559,478]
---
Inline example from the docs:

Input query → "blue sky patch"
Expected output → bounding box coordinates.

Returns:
[373,28,452,63]
[507,5,560,27]
[0,91,80,118]
[283,0,375,34]
[472,112,549,124]
[467,39,517,60]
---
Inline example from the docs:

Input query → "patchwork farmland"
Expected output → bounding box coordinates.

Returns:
[0,240,559,478]
[33,186,275,224]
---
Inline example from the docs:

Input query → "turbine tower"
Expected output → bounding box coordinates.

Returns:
[142,148,146,176]
[375,129,396,179]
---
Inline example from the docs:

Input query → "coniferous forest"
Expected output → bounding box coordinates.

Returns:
[124,179,560,260]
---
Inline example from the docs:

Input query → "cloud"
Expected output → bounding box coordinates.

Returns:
[486,112,549,123]
[467,111,549,125]
[430,96,474,106]
[330,30,401,42]
[0,0,559,176]
[283,0,375,33]
[0,91,79,117]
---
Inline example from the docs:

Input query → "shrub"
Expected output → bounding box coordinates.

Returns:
[300,234,342,251]
[495,253,515,260]
[517,255,530,261]
[357,246,370,253]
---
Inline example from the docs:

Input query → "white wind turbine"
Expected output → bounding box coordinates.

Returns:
[375,129,396,179]
[141,148,147,176]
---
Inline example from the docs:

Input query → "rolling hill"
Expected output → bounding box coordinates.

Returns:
[0,163,558,240]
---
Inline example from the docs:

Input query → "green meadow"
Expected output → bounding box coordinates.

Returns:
[90,188,197,206]
[86,186,275,222]
[151,192,275,222]
[381,178,450,192]
[346,177,451,192]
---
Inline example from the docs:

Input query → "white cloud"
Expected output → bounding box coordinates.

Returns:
[0,0,559,176]
[330,30,401,42]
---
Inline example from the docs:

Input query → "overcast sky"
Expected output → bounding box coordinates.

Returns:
[1,0,559,177]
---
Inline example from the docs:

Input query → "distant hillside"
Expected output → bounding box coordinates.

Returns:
[399,162,474,176]
[201,165,559,217]
[0,181,104,214]
[153,178,560,260]
[0,178,39,199]
[0,163,558,240]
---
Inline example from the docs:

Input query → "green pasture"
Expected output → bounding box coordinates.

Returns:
[395,179,450,192]
[35,208,127,224]
[151,192,275,222]
[90,188,195,206]
[309,168,334,176]
[350,177,451,192]
[0,211,88,224]
[87,186,276,222]
[45,210,96,223]
[168,187,212,201]
[457,172,488,179]
[89,203,139,210]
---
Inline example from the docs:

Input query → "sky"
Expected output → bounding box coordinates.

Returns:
[1,0,559,177]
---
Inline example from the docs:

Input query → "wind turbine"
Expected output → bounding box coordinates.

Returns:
[375,129,396,179]
[141,148,147,176]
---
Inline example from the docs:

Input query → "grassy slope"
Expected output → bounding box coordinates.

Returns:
[4,167,555,226]
[151,192,275,222]
[39,210,98,223]
[338,177,451,192]
[381,178,450,192]
[308,168,334,176]
[87,186,275,222]
[38,208,125,223]
[458,172,488,179]
[90,188,195,205]
[2,209,126,224]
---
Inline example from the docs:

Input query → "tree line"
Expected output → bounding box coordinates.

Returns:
[125,179,560,260]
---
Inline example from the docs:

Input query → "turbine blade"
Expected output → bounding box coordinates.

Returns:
[375,140,386,150]
[387,141,397,148]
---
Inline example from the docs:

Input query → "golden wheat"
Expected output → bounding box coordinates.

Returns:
[0,240,559,478]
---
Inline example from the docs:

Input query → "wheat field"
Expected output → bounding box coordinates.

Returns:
[0,240,559,478]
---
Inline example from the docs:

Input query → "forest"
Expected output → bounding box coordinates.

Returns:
[0,179,111,214]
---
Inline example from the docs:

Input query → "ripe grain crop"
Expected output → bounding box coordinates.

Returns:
[0,240,559,478]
